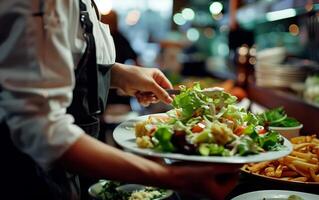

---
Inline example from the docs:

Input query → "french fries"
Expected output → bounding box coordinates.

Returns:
[244,135,319,183]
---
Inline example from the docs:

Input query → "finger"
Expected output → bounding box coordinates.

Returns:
[138,96,159,105]
[147,82,173,104]
[150,96,160,104]
[135,91,156,98]
[135,92,157,101]
[137,98,150,107]
[136,94,155,107]
[153,69,173,89]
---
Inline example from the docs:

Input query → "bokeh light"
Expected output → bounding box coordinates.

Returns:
[186,28,200,42]
[289,24,299,36]
[173,13,186,26]
[125,10,141,26]
[209,2,223,15]
[182,8,195,21]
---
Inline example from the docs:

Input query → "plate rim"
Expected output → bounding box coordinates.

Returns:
[231,189,319,200]
[113,113,293,164]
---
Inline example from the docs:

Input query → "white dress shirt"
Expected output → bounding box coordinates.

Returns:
[0,0,115,170]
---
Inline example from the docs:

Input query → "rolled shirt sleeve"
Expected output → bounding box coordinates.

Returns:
[0,0,86,170]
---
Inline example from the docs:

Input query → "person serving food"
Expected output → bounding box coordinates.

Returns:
[0,1,239,200]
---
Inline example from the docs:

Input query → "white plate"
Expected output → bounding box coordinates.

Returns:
[231,190,319,200]
[88,180,173,200]
[113,114,293,164]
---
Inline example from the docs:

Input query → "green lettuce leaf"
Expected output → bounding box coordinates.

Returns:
[257,130,284,150]
[154,125,175,152]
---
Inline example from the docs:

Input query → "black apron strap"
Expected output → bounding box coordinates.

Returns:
[67,0,102,138]
[78,0,100,115]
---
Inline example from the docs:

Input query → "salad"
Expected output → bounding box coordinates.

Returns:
[257,107,300,128]
[96,181,168,200]
[135,83,285,157]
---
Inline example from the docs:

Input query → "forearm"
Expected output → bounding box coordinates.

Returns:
[110,62,131,89]
[57,134,240,200]
[59,134,172,187]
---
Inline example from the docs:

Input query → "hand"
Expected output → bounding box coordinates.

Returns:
[167,163,240,200]
[60,134,239,200]
[111,63,173,106]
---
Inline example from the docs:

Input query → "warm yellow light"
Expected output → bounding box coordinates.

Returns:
[249,57,256,65]
[95,0,112,15]
[238,46,248,56]
[249,47,256,56]
[305,3,313,12]
[125,10,141,26]
[289,24,299,36]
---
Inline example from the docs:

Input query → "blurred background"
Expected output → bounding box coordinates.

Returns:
[95,0,319,139]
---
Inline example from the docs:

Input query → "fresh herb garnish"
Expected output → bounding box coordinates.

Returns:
[97,181,167,200]
[257,107,300,127]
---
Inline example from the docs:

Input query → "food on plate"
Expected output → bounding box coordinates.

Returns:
[128,187,165,200]
[261,195,304,200]
[243,135,319,183]
[257,107,301,128]
[288,195,304,200]
[96,180,168,200]
[179,79,247,100]
[135,83,285,157]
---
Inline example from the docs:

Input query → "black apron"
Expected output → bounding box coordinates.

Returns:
[0,0,112,199]
[67,1,113,199]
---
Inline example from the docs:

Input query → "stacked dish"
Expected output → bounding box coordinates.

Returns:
[255,62,308,88]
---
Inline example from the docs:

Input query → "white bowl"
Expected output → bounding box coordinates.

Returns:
[269,124,303,139]
[256,47,286,64]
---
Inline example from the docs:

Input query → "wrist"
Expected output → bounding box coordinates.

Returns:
[156,166,185,190]
[110,63,126,88]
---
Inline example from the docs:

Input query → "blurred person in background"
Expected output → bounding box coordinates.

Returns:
[228,0,254,63]
[156,40,184,86]
[101,10,138,107]
[101,10,138,66]
[0,1,239,200]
